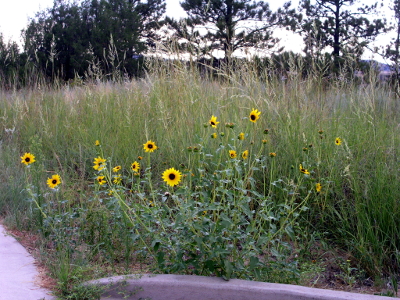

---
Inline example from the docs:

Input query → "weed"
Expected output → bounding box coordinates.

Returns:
[1,58,399,297]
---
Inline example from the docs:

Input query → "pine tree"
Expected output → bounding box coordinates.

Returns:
[167,0,296,61]
[299,0,386,66]
[23,0,165,80]
[385,0,400,81]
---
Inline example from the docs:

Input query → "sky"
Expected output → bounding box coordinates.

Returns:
[0,0,395,62]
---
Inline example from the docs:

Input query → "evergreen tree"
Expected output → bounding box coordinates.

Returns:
[23,0,165,80]
[0,33,23,87]
[167,0,296,60]
[385,0,400,80]
[298,0,386,65]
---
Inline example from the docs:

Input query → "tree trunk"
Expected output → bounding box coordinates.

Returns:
[333,0,341,69]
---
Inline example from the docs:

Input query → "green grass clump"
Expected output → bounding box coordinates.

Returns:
[0,58,399,298]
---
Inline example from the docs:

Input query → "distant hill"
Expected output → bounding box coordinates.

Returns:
[360,60,391,72]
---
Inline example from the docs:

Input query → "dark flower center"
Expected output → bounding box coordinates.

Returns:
[168,173,176,180]
[148,144,153,149]
[250,114,256,120]
[211,121,215,125]
[52,179,57,184]
[25,157,30,162]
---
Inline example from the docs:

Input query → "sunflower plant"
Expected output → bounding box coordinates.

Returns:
[113,110,309,282]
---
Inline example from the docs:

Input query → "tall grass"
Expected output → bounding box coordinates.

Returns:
[0,57,399,297]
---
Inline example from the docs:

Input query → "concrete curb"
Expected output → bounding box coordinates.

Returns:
[0,224,54,300]
[87,274,395,300]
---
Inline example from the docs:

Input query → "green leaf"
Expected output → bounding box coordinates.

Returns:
[285,225,295,240]
[152,240,162,251]
[223,260,233,280]
[249,256,260,270]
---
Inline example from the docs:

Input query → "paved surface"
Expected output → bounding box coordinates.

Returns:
[0,224,54,300]
[90,274,397,300]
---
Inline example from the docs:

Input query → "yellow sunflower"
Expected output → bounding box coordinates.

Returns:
[249,108,261,123]
[162,168,182,187]
[95,140,100,146]
[316,183,322,193]
[93,156,106,171]
[211,133,217,139]
[335,137,342,146]
[299,164,310,175]
[242,150,249,159]
[131,161,140,172]
[47,174,61,189]
[112,165,121,173]
[269,152,276,157]
[209,115,220,128]
[21,153,36,166]
[143,140,158,153]
[238,132,245,140]
[113,174,122,185]
[96,176,106,185]
[229,150,237,159]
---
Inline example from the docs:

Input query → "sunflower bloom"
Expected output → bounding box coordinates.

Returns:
[335,137,342,146]
[211,133,217,139]
[113,165,121,173]
[143,140,158,153]
[96,176,106,185]
[95,140,100,146]
[93,157,106,171]
[238,132,245,140]
[242,150,249,159]
[21,153,36,166]
[229,150,237,159]
[269,152,276,157]
[131,161,140,172]
[162,168,182,187]
[209,115,220,128]
[299,164,310,175]
[113,175,122,185]
[249,109,261,123]
[316,183,322,193]
[47,174,61,189]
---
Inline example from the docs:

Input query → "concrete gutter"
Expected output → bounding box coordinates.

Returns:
[0,224,54,300]
[88,274,395,300]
